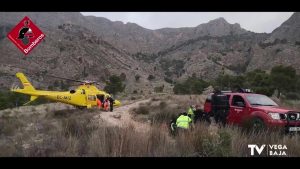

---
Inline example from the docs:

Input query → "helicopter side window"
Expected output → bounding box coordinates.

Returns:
[88,95,96,101]
[81,89,85,94]
[70,90,76,94]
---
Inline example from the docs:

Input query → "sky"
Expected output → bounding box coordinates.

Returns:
[81,12,294,33]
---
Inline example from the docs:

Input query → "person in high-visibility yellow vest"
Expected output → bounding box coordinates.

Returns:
[187,105,196,122]
[176,112,192,129]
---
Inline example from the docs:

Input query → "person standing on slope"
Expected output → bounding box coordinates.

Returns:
[108,96,115,112]
[187,105,196,122]
[211,88,229,126]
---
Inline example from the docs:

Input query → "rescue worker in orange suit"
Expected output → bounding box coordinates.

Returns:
[99,95,105,108]
[104,98,109,111]
[96,95,103,109]
[96,98,102,109]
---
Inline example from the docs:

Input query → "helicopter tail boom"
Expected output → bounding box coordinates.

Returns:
[11,73,45,105]
[15,72,36,91]
[11,72,39,97]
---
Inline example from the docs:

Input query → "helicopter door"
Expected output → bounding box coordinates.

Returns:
[86,95,97,108]
[96,95,104,103]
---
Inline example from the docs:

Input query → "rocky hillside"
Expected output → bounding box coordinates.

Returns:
[247,12,300,72]
[84,16,249,54]
[0,12,249,55]
[0,12,300,94]
[268,12,300,42]
[0,18,165,94]
[146,30,268,81]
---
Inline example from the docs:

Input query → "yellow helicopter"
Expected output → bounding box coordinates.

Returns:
[10,72,121,109]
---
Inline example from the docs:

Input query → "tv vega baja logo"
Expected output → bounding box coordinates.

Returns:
[7,16,45,55]
[248,144,287,156]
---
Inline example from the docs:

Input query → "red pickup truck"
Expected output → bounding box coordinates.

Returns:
[204,91,300,133]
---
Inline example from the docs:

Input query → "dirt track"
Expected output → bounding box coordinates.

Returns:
[94,99,152,133]
[94,97,219,135]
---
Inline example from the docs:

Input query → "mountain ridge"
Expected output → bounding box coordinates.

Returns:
[0,12,299,94]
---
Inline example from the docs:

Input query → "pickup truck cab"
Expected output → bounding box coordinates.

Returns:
[204,92,300,133]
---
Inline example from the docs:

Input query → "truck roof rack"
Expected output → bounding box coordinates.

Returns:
[220,88,252,93]
[237,88,252,93]
[221,90,232,93]
[212,89,252,94]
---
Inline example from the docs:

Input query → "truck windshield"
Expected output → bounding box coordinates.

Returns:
[246,95,278,106]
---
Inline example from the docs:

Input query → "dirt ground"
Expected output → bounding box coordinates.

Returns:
[94,95,219,135]
[94,99,152,133]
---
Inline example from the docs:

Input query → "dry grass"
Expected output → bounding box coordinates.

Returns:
[131,94,206,124]
[87,125,175,157]
[1,96,300,157]
[1,112,300,157]
[131,100,180,124]
[171,123,300,157]
[0,116,25,136]
[128,94,300,157]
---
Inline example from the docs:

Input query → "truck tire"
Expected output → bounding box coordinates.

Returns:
[251,117,265,131]
[242,117,265,133]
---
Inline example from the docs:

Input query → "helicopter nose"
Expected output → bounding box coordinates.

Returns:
[113,100,121,107]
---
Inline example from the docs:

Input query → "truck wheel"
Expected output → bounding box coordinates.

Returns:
[251,117,265,131]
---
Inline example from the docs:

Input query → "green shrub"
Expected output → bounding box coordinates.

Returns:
[119,73,126,81]
[270,65,297,98]
[0,91,30,110]
[154,85,164,93]
[164,77,173,84]
[132,105,150,115]
[135,74,141,81]
[147,75,155,81]
[285,92,300,100]
[173,77,209,94]
[104,75,126,95]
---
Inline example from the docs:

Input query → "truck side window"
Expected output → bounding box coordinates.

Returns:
[232,95,245,107]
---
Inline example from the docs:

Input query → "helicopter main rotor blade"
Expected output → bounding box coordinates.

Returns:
[45,74,84,83]
[45,74,102,85]
[6,64,103,85]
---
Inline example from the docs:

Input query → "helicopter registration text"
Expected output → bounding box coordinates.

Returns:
[57,95,71,100]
